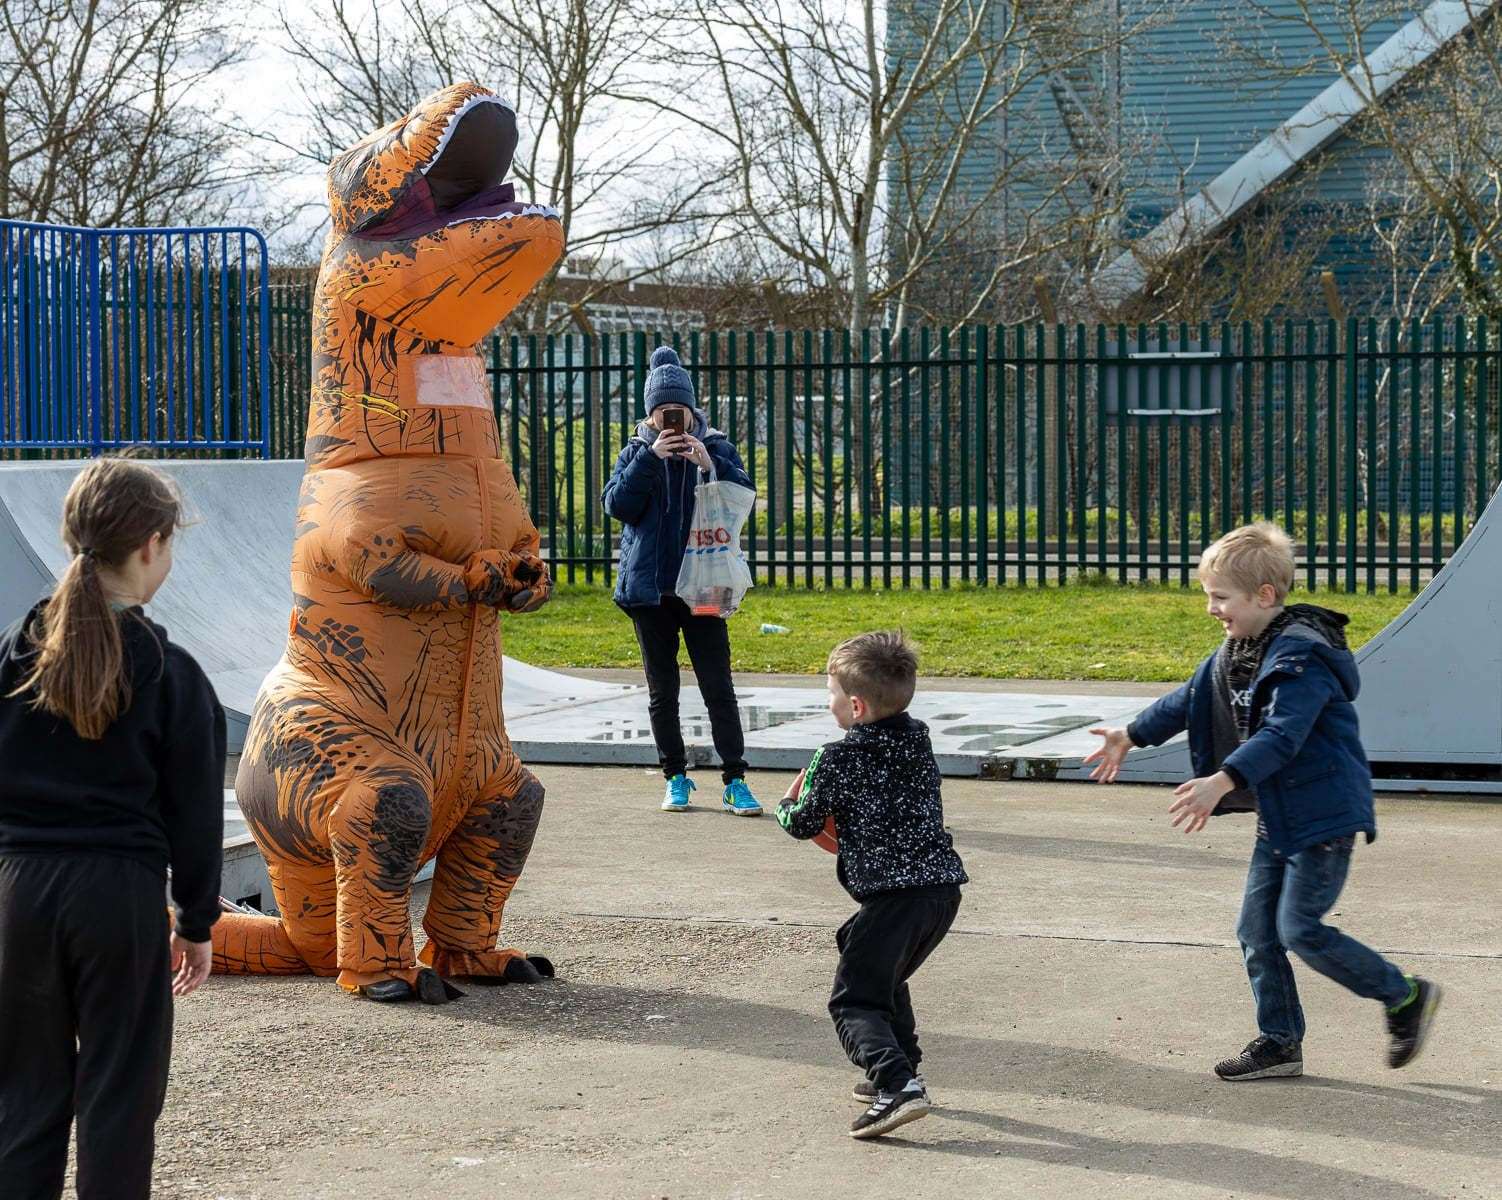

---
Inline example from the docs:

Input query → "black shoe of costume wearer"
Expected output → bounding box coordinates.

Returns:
[361,977,414,1003]
[1386,977,1441,1068]
[463,954,557,986]
[849,1084,931,1139]
[852,1073,925,1104]
[362,968,464,1004]
[416,968,464,1004]
[1214,1036,1304,1081]
[503,954,556,983]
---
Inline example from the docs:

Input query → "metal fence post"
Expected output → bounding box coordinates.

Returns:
[87,233,104,455]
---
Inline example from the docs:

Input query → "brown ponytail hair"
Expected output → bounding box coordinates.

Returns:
[10,457,182,739]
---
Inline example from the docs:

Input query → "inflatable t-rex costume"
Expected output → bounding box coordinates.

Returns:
[216,83,563,1002]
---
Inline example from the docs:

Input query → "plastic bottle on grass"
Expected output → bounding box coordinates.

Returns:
[759,622,790,635]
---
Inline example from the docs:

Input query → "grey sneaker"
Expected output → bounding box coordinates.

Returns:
[1214,1036,1303,1081]
[849,1081,930,1139]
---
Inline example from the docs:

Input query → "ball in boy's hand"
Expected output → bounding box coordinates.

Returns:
[813,816,838,855]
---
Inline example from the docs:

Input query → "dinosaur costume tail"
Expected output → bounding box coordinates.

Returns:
[211,912,330,976]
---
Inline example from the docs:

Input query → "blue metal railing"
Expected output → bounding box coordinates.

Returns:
[0,219,272,457]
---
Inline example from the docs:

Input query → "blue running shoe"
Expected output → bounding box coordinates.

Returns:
[722,778,763,817]
[661,774,696,812]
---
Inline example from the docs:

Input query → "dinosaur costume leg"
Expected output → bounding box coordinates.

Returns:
[211,860,338,976]
[225,690,436,989]
[328,763,436,992]
[419,764,544,978]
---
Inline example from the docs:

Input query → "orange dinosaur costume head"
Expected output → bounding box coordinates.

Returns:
[306,82,563,471]
[220,84,563,1002]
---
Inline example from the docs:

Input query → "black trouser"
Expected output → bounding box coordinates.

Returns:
[829,885,961,1093]
[0,854,174,1200]
[629,597,747,784]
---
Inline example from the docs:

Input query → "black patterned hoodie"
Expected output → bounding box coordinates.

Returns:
[777,712,968,900]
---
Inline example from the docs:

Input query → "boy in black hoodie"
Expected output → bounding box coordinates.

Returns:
[777,631,967,1139]
[1087,522,1440,1082]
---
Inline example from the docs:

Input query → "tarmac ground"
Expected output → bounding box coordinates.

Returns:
[150,764,1499,1200]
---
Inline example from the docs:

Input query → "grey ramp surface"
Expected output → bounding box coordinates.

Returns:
[0,461,635,750]
[4,461,1495,792]
[0,460,306,746]
[509,685,1147,775]
[1354,481,1502,764]
[1029,484,1502,790]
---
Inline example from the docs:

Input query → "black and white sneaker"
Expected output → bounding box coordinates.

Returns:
[1386,976,1441,1069]
[849,1080,930,1139]
[852,1073,924,1104]
[1214,1036,1303,1081]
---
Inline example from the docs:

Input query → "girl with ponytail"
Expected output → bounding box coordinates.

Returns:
[0,457,226,1200]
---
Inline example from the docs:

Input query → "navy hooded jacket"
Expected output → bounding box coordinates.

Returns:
[601,413,752,610]
[1127,620,1377,855]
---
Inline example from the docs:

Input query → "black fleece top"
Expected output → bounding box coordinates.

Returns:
[0,601,225,941]
[777,712,968,901]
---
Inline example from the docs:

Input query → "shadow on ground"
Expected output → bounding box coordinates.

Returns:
[900,1107,1445,1200]
[424,975,1497,1199]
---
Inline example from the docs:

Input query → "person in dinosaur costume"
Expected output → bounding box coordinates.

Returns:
[214,83,563,1003]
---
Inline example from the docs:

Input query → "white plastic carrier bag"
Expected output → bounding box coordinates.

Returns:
[675,469,757,618]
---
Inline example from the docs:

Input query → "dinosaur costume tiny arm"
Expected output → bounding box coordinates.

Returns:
[468,507,551,612]
[323,493,540,611]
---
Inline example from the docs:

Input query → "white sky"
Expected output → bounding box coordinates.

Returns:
[213,8,701,262]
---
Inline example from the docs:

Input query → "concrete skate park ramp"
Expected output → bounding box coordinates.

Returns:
[2,461,1494,798]
[1004,485,1502,794]
[0,460,637,751]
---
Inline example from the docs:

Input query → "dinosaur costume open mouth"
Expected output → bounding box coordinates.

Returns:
[356,95,551,242]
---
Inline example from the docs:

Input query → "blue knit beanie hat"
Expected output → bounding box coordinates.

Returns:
[644,346,697,414]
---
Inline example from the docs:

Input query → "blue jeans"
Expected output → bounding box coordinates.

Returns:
[1236,836,1409,1046]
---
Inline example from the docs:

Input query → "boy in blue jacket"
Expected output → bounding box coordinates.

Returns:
[601,346,761,816]
[1087,522,1440,1081]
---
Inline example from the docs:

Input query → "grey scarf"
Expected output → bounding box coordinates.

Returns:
[1210,604,1350,820]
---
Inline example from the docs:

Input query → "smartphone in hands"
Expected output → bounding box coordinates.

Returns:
[661,408,691,457]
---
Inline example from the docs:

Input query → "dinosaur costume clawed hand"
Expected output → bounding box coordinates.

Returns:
[217,83,563,1002]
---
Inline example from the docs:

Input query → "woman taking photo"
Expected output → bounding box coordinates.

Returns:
[602,346,761,816]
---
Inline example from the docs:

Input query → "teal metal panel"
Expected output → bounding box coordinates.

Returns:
[1121,0,1409,206]
[1309,132,1395,203]
[892,2,1418,234]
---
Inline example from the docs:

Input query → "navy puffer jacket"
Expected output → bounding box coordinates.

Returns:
[1128,618,1376,855]
[601,413,752,610]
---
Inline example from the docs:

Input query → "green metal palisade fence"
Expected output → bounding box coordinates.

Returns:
[263,289,1502,594]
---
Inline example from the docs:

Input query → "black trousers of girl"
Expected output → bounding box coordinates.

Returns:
[0,855,174,1199]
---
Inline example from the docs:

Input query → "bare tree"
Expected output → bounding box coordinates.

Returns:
[1215,0,1502,320]
[0,0,255,227]
[1111,173,1346,325]
[645,0,1174,334]
[469,0,736,326]
[273,0,440,170]
[272,0,731,326]
[1360,164,1459,323]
